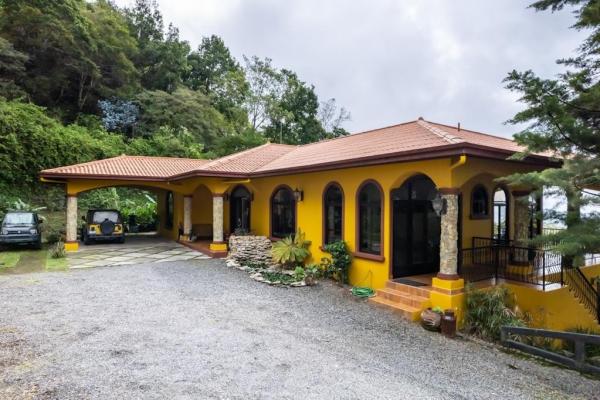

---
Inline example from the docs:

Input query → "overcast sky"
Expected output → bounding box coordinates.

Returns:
[115,0,586,138]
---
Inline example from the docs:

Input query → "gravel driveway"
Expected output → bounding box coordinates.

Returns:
[1,259,598,399]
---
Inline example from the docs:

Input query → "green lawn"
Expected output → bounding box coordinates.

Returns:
[0,251,21,269]
[0,246,68,273]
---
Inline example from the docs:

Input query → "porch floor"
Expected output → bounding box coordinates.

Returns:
[179,240,228,258]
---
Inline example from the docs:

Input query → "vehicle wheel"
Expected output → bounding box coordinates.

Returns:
[117,236,125,244]
[83,232,91,245]
[33,238,42,250]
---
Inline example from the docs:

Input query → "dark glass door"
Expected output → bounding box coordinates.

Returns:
[392,175,441,278]
[230,186,251,233]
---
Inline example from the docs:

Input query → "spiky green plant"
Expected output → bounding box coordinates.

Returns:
[271,229,311,269]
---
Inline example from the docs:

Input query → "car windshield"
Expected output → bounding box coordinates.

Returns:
[91,211,119,223]
[3,212,34,225]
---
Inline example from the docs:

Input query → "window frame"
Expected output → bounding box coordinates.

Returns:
[269,184,297,239]
[470,184,490,219]
[322,182,345,246]
[354,179,384,261]
[491,185,510,241]
[229,184,252,233]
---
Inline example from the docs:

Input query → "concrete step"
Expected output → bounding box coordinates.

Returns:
[385,280,431,297]
[369,296,422,321]
[376,288,430,308]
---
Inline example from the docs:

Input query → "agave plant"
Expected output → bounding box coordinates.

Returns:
[271,229,311,269]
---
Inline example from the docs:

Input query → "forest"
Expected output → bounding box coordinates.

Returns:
[0,0,350,218]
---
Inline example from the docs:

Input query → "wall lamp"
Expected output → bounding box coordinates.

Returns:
[293,188,304,202]
[432,191,447,217]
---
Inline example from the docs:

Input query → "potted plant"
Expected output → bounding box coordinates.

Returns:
[421,306,444,332]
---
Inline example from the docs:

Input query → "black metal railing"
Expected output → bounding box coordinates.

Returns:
[472,236,513,248]
[459,244,563,290]
[564,266,599,322]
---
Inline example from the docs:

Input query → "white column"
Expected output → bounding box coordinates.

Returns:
[66,194,78,249]
[183,195,192,240]
[212,194,224,243]
[438,189,459,279]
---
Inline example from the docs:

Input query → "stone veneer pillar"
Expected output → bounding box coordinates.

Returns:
[209,193,227,254]
[438,188,460,279]
[430,188,465,325]
[182,195,193,241]
[65,194,79,252]
[512,190,531,265]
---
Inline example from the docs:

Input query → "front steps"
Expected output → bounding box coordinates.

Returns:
[369,280,431,321]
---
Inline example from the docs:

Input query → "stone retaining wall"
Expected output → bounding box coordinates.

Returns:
[228,235,272,266]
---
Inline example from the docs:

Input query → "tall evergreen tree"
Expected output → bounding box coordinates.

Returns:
[504,0,600,260]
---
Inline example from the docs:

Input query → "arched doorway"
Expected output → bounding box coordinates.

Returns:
[230,185,251,233]
[391,175,441,278]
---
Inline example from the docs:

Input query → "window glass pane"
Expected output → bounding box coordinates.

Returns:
[471,186,488,216]
[359,183,381,254]
[92,211,119,223]
[324,185,343,244]
[271,188,295,238]
[3,213,34,224]
[493,188,508,240]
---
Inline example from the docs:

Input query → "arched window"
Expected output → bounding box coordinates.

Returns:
[230,185,251,233]
[471,185,489,218]
[357,180,383,255]
[323,183,344,245]
[270,186,296,238]
[529,194,542,238]
[165,191,174,229]
[492,187,509,241]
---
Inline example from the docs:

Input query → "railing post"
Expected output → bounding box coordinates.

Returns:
[494,246,499,281]
[542,251,546,291]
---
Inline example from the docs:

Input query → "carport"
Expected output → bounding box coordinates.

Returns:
[39,155,245,257]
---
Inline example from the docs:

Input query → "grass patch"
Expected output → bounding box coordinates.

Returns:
[0,251,21,269]
[46,254,68,271]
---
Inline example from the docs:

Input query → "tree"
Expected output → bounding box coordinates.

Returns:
[134,87,231,149]
[503,0,600,260]
[0,0,138,117]
[243,56,284,130]
[186,35,249,128]
[99,98,139,136]
[319,98,351,138]
[0,37,28,100]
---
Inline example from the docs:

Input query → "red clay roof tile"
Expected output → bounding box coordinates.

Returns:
[40,119,557,180]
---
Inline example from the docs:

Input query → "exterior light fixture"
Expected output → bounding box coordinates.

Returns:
[432,192,446,217]
[293,188,304,202]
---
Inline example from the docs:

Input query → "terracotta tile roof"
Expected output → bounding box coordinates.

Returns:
[41,155,209,180]
[40,119,558,180]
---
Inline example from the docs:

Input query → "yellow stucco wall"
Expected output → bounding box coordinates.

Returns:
[59,156,543,290]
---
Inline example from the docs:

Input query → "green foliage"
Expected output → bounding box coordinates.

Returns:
[134,88,231,148]
[79,188,158,227]
[293,266,305,281]
[464,286,526,341]
[564,326,600,358]
[50,241,66,259]
[502,0,600,260]
[260,270,298,285]
[322,240,352,284]
[271,229,311,269]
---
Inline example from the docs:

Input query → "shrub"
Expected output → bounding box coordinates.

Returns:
[50,241,66,259]
[271,229,311,269]
[464,285,525,341]
[322,240,352,284]
[45,229,63,245]
[293,266,305,281]
[564,326,600,358]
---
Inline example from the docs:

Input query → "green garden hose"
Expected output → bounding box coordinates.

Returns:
[351,286,375,298]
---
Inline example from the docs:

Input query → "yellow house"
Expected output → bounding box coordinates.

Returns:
[40,118,599,329]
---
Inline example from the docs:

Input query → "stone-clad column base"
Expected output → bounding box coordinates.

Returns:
[65,195,79,252]
[181,195,193,242]
[438,188,459,279]
[430,277,465,325]
[210,193,227,256]
[512,190,531,265]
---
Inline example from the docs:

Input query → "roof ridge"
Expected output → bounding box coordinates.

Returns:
[201,142,290,170]
[119,155,209,162]
[427,121,516,143]
[296,119,422,149]
[417,119,464,144]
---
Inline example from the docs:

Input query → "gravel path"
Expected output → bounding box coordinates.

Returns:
[0,259,598,399]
